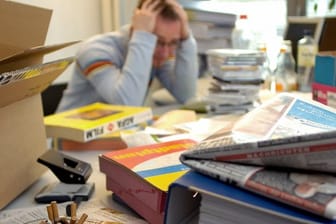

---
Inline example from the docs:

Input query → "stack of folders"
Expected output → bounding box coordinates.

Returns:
[204,49,266,114]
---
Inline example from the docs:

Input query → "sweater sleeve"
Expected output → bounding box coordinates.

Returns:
[78,31,157,106]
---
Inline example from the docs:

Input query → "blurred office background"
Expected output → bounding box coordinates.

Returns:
[9,0,336,84]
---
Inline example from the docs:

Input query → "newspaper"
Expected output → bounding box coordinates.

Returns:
[182,159,336,220]
[180,93,336,219]
[181,93,336,173]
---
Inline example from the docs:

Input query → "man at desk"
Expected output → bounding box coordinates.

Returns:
[57,0,198,112]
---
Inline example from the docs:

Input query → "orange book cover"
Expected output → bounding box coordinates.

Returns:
[53,137,127,151]
[98,139,196,224]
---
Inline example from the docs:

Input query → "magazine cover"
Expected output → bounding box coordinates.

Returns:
[181,93,336,173]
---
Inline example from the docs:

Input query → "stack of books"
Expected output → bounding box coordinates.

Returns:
[179,1,237,54]
[179,0,237,77]
[204,48,266,114]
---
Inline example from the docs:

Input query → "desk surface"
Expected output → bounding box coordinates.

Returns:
[4,104,185,212]
[1,92,313,222]
[3,149,144,220]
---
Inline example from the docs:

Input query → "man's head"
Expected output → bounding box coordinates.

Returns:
[137,0,179,20]
[137,0,183,67]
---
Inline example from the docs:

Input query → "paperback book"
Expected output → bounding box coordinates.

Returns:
[44,103,153,142]
[98,139,196,224]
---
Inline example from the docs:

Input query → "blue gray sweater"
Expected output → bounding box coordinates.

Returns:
[56,25,198,112]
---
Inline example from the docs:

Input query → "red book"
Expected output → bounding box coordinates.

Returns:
[98,139,196,224]
[52,132,128,151]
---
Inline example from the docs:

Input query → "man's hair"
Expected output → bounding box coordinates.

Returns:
[137,0,179,20]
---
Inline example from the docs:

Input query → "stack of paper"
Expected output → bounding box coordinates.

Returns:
[180,1,237,54]
[204,49,266,114]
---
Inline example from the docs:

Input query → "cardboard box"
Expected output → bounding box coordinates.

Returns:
[0,1,75,209]
[314,51,336,86]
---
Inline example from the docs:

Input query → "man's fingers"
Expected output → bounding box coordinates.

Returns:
[133,0,164,33]
[142,0,162,13]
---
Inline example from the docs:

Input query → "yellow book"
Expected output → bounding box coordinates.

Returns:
[44,102,153,142]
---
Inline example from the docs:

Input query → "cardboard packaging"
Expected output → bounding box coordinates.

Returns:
[314,52,336,86]
[312,82,336,108]
[0,1,76,209]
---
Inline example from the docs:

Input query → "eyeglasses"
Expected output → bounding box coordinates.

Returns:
[156,39,180,49]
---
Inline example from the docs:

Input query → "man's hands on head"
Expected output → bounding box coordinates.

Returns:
[165,0,190,40]
[132,0,190,40]
[132,0,163,33]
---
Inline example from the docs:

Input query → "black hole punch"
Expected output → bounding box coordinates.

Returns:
[63,157,78,169]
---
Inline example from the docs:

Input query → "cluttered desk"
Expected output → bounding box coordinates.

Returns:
[3,90,336,224]
[2,39,336,224]
[2,1,336,224]
[1,149,148,223]
[2,32,336,224]
[2,50,336,224]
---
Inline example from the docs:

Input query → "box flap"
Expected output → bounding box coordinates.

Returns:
[0,1,52,59]
[0,41,80,73]
[0,57,74,108]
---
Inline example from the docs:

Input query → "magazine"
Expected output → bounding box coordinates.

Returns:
[180,93,336,219]
[182,93,336,173]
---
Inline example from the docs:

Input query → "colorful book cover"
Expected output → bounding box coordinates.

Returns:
[44,103,153,142]
[98,139,196,224]
[165,170,336,224]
